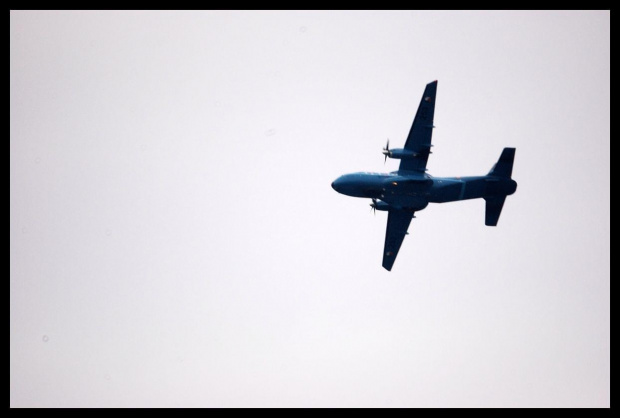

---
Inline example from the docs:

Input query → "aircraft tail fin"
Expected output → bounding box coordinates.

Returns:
[488,147,515,178]
[484,195,506,226]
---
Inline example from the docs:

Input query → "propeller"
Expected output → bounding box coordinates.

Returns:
[382,139,390,163]
[370,198,378,215]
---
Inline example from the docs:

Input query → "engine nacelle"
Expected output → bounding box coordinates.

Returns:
[383,148,418,160]
[370,199,391,211]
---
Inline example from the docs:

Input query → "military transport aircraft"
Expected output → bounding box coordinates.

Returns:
[331,81,517,271]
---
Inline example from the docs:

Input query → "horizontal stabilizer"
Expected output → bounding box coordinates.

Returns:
[484,196,506,226]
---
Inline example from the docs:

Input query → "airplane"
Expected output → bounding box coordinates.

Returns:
[331,80,517,271]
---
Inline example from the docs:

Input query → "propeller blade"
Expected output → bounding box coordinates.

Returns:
[383,139,390,163]
[370,198,377,215]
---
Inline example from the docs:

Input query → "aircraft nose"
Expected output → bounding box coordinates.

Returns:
[332,178,344,192]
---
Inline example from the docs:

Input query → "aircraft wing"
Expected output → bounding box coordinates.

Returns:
[399,80,438,174]
[382,209,415,271]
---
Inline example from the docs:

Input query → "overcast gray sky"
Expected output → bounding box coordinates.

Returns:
[10,11,609,407]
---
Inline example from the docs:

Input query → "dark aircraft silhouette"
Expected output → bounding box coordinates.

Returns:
[331,81,517,271]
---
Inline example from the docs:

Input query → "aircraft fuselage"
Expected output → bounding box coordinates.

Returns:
[331,172,517,211]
